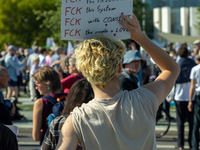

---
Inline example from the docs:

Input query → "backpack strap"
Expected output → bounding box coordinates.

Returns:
[42,95,58,105]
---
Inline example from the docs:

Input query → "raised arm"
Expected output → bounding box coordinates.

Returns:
[120,14,180,105]
[7,57,25,70]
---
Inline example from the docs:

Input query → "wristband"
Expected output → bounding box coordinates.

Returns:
[188,102,192,105]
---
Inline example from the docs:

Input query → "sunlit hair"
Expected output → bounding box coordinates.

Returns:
[32,66,62,93]
[69,57,76,66]
[31,55,39,63]
[75,36,126,88]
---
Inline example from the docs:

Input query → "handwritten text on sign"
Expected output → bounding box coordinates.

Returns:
[61,0,133,40]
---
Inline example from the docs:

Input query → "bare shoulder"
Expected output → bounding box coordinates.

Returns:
[33,98,43,109]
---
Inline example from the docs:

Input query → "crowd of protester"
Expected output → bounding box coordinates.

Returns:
[0,13,200,150]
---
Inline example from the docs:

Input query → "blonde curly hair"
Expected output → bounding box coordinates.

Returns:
[75,36,126,87]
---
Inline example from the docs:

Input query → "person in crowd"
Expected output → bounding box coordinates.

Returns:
[21,49,29,94]
[168,49,177,61]
[188,55,200,150]
[128,39,140,51]
[0,66,13,125]
[61,57,84,94]
[0,66,9,103]
[56,14,180,150]
[45,50,54,66]
[32,66,67,146]
[4,45,26,100]
[15,53,23,97]
[128,39,143,86]
[30,56,41,99]
[56,67,65,81]
[41,78,94,150]
[60,55,71,78]
[52,55,71,80]
[174,46,196,150]
[0,51,7,67]
[193,40,200,58]
[0,123,18,150]
[51,47,64,70]
[39,47,47,67]
[119,50,143,91]
[18,48,25,61]
[27,45,39,101]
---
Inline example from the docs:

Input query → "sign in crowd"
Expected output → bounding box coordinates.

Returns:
[61,0,133,40]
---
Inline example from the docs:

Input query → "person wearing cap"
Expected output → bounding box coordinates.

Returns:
[119,50,143,91]
[188,55,200,150]
[4,45,26,100]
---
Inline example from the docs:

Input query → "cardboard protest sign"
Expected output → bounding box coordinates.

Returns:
[61,0,133,40]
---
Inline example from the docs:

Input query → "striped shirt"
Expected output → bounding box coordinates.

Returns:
[41,114,82,150]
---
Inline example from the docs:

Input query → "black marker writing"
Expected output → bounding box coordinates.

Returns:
[88,18,100,24]
[86,7,94,13]
[95,29,108,34]
[116,27,129,32]
[97,5,116,13]
[87,0,94,4]
[103,15,131,23]
[86,30,93,35]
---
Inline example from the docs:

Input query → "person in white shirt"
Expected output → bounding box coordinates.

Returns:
[188,55,200,150]
[38,47,47,67]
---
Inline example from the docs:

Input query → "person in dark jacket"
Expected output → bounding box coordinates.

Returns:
[119,50,143,91]
[0,123,18,150]
[174,46,196,150]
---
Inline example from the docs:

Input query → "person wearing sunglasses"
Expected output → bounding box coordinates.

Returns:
[32,66,67,146]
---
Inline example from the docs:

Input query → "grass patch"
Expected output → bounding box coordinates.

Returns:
[17,104,33,111]
[18,93,30,98]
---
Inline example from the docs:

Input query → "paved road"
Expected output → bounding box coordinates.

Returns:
[18,133,39,150]
[18,133,193,150]
[157,135,191,150]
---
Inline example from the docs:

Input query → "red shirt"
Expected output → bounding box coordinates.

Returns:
[61,73,84,93]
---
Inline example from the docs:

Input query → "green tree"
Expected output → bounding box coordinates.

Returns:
[195,6,200,34]
[34,0,69,47]
[0,0,56,49]
[133,0,153,38]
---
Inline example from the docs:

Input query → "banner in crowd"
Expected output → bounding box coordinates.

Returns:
[61,0,133,40]
[46,37,55,47]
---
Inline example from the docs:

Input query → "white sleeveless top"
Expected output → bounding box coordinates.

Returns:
[72,87,159,150]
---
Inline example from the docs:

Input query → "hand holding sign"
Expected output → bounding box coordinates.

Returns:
[61,0,133,40]
[119,13,144,42]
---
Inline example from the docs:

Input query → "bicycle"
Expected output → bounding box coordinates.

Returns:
[155,104,171,138]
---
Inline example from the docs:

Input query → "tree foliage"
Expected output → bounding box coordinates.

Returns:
[34,0,68,47]
[0,0,57,49]
[133,0,153,38]
[195,7,200,34]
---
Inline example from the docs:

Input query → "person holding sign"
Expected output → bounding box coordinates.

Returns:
[56,14,180,150]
